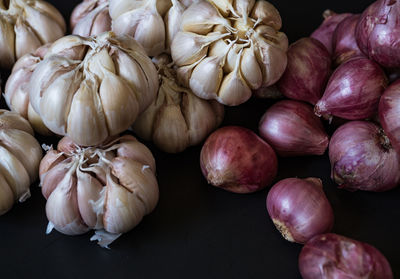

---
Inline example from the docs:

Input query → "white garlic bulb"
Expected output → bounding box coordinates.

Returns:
[4,44,52,135]
[132,54,224,153]
[0,0,66,69]
[40,135,158,248]
[110,0,197,56]
[70,0,111,37]
[171,0,288,106]
[0,109,43,215]
[28,32,159,146]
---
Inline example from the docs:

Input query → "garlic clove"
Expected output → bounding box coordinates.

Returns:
[0,129,42,183]
[217,50,252,106]
[234,0,255,17]
[103,158,158,233]
[4,69,31,118]
[223,43,241,73]
[116,135,156,172]
[0,145,31,202]
[14,18,42,59]
[76,168,104,229]
[39,150,66,179]
[164,0,185,53]
[99,73,139,136]
[208,0,234,17]
[152,102,190,153]
[46,35,87,61]
[91,7,112,36]
[0,110,34,135]
[70,0,98,29]
[0,172,14,215]
[27,103,51,136]
[181,1,230,35]
[175,59,203,88]
[67,80,109,146]
[171,31,229,66]
[189,56,223,100]
[23,4,65,44]
[46,164,89,235]
[250,0,282,31]
[41,158,71,199]
[57,137,79,154]
[0,17,16,68]
[87,48,116,80]
[32,0,67,32]
[109,0,143,19]
[39,67,82,135]
[240,47,263,90]
[181,93,222,146]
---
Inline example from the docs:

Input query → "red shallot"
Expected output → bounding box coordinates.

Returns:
[200,126,278,194]
[266,177,334,244]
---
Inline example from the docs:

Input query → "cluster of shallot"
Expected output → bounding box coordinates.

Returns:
[200,0,398,277]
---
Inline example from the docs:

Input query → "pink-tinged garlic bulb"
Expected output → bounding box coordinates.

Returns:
[110,0,195,56]
[4,44,51,135]
[171,0,288,106]
[0,110,42,215]
[70,0,111,37]
[40,135,158,248]
[0,0,66,69]
[132,54,224,153]
[28,32,159,146]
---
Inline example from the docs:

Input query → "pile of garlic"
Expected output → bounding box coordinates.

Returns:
[0,110,42,215]
[0,0,66,69]
[171,0,288,106]
[132,54,224,153]
[71,0,111,37]
[40,135,158,248]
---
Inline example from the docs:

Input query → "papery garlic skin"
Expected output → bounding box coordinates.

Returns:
[29,32,159,146]
[4,44,52,135]
[171,0,288,106]
[132,54,224,153]
[71,0,111,37]
[40,135,158,247]
[0,110,42,215]
[0,0,66,69]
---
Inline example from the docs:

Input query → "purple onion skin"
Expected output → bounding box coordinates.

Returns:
[311,10,352,55]
[200,126,278,194]
[315,57,388,120]
[299,233,393,279]
[259,100,329,157]
[266,177,334,244]
[356,0,400,68]
[277,38,331,105]
[329,121,400,192]
[379,79,400,154]
[332,14,364,66]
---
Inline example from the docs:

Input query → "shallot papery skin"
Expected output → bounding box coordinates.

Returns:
[200,126,278,194]
[332,14,364,65]
[299,233,393,279]
[329,121,400,192]
[266,177,334,244]
[259,100,329,157]
[277,38,331,105]
[310,10,352,55]
[315,57,388,120]
[379,80,400,155]
[356,0,400,68]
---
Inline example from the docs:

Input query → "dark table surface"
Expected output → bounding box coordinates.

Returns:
[2,0,399,278]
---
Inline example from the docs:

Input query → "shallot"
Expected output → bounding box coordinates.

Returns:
[200,126,278,194]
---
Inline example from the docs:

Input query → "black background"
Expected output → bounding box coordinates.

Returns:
[1,0,398,278]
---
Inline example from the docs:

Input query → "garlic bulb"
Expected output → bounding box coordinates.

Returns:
[28,32,159,146]
[171,0,288,106]
[0,0,66,69]
[0,109,42,215]
[110,0,197,56]
[4,44,51,135]
[132,54,224,153]
[70,0,111,37]
[40,135,158,248]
